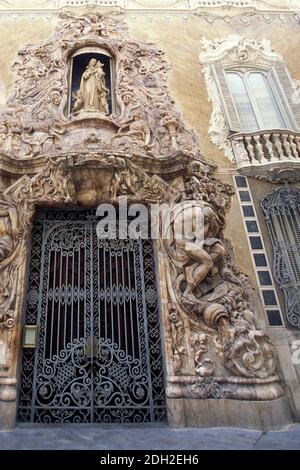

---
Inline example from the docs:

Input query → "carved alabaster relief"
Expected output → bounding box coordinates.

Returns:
[168,304,186,374]
[69,151,180,206]
[161,160,282,400]
[0,12,200,161]
[199,35,284,161]
[0,157,75,389]
[191,333,215,378]
[0,148,183,397]
[0,13,284,405]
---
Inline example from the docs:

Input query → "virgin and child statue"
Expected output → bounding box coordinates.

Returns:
[73,58,109,114]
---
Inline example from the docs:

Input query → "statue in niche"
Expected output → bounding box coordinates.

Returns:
[166,201,276,379]
[112,109,151,151]
[73,58,109,114]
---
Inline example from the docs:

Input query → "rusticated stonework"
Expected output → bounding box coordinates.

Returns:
[0,13,286,424]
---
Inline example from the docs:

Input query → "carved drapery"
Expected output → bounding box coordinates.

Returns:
[0,14,283,405]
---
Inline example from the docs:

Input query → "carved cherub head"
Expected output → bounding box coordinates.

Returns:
[169,308,179,324]
[49,91,61,107]
[188,160,210,179]
[122,92,133,105]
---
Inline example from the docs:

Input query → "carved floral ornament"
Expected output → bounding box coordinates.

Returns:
[0,14,283,402]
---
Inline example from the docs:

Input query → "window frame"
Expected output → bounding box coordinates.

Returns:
[225,67,294,133]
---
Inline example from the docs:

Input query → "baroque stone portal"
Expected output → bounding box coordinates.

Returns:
[0,12,286,425]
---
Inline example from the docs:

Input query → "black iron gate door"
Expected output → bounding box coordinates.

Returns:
[18,209,166,423]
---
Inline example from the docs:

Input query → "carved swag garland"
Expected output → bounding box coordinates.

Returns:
[0,13,279,397]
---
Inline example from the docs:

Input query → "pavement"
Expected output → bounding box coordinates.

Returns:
[0,423,300,450]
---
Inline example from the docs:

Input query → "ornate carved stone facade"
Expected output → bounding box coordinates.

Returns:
[0,3,298,430]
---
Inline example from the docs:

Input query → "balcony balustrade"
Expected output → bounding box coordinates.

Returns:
[229,130,300,182]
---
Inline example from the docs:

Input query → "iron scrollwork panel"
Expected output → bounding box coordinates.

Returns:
[18,209,166,423]
[33,220,94,423]
[261,185,300,329]
[92,229,165,423]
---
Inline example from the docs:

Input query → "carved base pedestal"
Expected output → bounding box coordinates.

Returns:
[0,378,17,430]
[166,375,285,401]
[167,397,292,430]
[0,402,17,431]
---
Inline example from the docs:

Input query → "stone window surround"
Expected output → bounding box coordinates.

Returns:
[199,35,300,163]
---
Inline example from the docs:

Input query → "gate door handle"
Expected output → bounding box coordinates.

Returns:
[85,336,98,359]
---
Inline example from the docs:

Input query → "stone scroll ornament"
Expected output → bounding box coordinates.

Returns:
[0,13,279,389]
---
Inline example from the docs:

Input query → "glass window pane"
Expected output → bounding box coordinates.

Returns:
[247,72,286,129]
[226,72,258,132]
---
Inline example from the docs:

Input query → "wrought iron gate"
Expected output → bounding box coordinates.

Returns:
[18,208,166,423]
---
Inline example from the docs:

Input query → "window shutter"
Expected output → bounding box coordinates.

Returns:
[211,63,242,133]
[272,62,300,131]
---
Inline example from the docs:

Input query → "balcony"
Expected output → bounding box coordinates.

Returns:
[229,130,300,183]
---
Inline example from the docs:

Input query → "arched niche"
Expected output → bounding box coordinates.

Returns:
[67,47,116,116]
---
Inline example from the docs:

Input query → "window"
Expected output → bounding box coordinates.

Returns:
[261,186,300,329]
[226,71,289,132]
[212,62,300,135]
